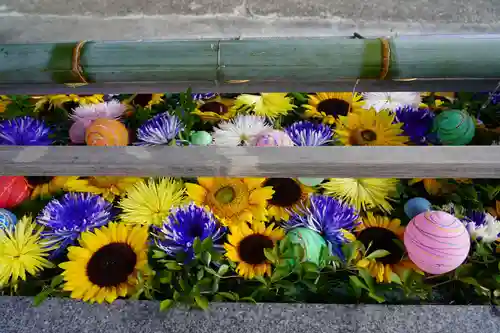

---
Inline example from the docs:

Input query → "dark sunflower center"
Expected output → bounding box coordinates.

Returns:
[238,234,274,265]
[86,243,137,287]
[317,98,350,118]
[214,186,236,204]
[263,178,302,207]
[360,130,377,142]
[357,227,403,265]
[200,102,228,115]
[133,94,153,107]
[26,176,53,186]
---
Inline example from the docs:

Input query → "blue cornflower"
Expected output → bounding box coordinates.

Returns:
[36,193,114,257]
[284,194,359,259]
[284,121,333,146]
[152,203,226,260]
[393,106,434,145]
[0,116,53,145]
[136,112,184,145]
[192,93,217,101]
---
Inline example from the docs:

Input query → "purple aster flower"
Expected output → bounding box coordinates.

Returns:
[136,112,184,145]
[192,93,217,101]
[36,193,114,257]
[0,116,53,145]
[393,106,434,145]
[463,211,500,243]
[284,194,359,259]
[284,121,333,146]
[152,203,226,260]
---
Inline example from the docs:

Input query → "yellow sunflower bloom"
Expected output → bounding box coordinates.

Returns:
[322,178,399,213]
[27,176,72,199]
[65,176,142,202]
[33,94,104,111]
[186,178,273,226]
[0,216,53,287]
[224,220,284,279]
[59,222,149,304]
[335,108,408,146]
[262,178,313,221]
[0,95,12,113]
[303,92,364,125]
[119,177,187,226]
[355,213,421,283]
[125,94,165,110]
[193,96,236,122]
[230,93,295,119]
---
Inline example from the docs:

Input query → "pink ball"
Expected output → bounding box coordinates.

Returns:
[69,119,93,144]
[253,129,294,147]
[404,211,470,274]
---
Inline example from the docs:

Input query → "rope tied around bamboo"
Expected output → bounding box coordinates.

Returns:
[68,40,89,86]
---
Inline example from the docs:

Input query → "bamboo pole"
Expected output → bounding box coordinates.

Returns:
[0,36,500,94]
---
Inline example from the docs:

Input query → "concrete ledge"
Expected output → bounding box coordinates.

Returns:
[1,297,500,333]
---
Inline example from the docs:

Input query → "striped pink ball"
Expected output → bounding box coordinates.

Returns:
[404,211,470,274]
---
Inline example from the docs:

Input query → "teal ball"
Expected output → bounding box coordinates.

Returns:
[298,178,324,187]
[432,110,475,145]
[285,228,327,266]
[404,197,432,219]
[190,131,213,145]
[0,209,17,230]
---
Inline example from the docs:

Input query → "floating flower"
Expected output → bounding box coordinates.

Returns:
[335,109,408,146]
[119,178,186,226]
[136,112,183,145]
[0,215,53,287]
[33,94,104,111]
[231,93,295,120]
[463,211,500,243]
[394,106,434,144]
[263,178,312,221]
[322,178,399,213]
[0,116,53,145]
[59,222,149,304]
[126,94,165,109]
[284,121,333,146]
[36,193,114,255]
[193,96,236,122]
[284,194,359,258]
[27,176,72,199]
[212,115,271,146]
[224,221,284,279]
[303,92,364,125]
[355,213,419,283]
[152,203,226,259]
[186,178,273,226]
[64,176,142,202]
[362,92,421,112]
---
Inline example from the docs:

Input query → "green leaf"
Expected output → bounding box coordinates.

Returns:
[271,267,289,283]
[301,262,319,274]
[460,277,482,287]
[201,237,213,252]
[159,271,173,284]
[166,262,182,271]
[217,292,238,301]
[50,275,64,289]
[365,250,390,260]
[152,250,167,259]
[202,252,212,266]
[399,268,412,284]
[349,276,369,291]
[264,248,278,263]
[357,268,375,291]
[217,264,229,276]
[160,299,174,312]
[212,277,220,293]
[33,289,52,307]
[301,280,318,292]
[194,296,209,310]
[193,238,202,255]
[203,266,218,276]
[197,269,204,281]
[240,297,257,304]
[255,275,268,285]
[173,291,181,301]
[368,292,386,303]
[392,239,405,251]
[389,272,402,285]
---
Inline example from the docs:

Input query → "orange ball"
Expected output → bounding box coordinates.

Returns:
[85,119,129,146]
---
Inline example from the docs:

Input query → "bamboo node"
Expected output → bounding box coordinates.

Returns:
[71,40,89,85]
[378,38,391,80]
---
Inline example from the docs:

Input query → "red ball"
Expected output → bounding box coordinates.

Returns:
[0,176,30,208]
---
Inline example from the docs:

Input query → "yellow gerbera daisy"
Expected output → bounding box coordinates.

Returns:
[303,92,364,125]
[27,176,72,199]
[0,95,12,113]
[230,93,295,119]
[59,222,149,304]
[355,213,420,283]
[64,176,142,202]
[262,178,313,221]
[33,94,104,111]
[125,94,165,109]
[0,215,53,287]
[224,220,284,279]
[186,178,273,226]
[119,177,187,226]
[322,178,399,213]
[193,96,236,122]
[335,108,408,146]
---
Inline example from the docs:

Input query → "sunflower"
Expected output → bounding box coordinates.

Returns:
[224,220,284,279]
[186,178,273,226]
[487,200,500,218]
[262,178,312,221]
[119,178,187,226]
[322,178,399,213]
[0,216,53,287]
[355,213,420,283]
[64,176,143,202]
[193,96,236,122]
[33,94,104,111]
[59,222,149,303]
[335,108,408,146]
[0,95,12,113]
[27,176,72,199]
[125,94,165,109]
[230,93,295,120]
[303,92,364,125]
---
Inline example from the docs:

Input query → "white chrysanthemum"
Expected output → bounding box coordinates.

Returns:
[71,101,126,122]
[362,92,421,112]
[466,213,500,243]
[212,115,271,146]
